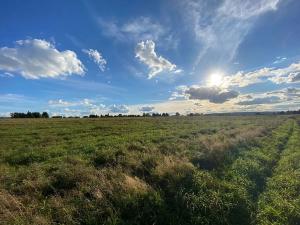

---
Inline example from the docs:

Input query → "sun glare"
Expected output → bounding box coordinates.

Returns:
[208,72,223,87]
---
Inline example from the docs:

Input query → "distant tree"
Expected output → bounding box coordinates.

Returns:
[41,112,49,118]
[26,111,32,118]
[11,111,43,118]
[175,112,180,116]
[152,113,161,117]
[89,114,99,118]
[52,116,63,118]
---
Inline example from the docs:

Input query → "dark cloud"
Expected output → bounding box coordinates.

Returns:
[185,86,239,103]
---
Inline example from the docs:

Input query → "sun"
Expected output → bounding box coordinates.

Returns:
[207,72,223,87]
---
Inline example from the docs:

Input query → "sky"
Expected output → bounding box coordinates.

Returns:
[0,0,300,116]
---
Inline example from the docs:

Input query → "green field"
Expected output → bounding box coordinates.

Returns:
[1,115,299,225]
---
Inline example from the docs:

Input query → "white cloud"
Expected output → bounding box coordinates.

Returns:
[135,40,181,78]
[221,61,300,88]
[169,85,189,100]
[222,67,273,88]
[178,0,281,64]
[109,104,129,113]
[83,49,107,72]
[0,39,85,79]
[273,56,287,64]
[0,72,14,78]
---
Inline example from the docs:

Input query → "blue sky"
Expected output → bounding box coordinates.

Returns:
[0,0,300,116]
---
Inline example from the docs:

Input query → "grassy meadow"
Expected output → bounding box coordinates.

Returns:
[0,115,299,225]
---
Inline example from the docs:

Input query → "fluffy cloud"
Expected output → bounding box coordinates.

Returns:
[185,86,239,103]
[139,106,155,112]
[0,39,85,79]
[135,40,181,78]
[178,0,281,63]
[221,61,300,88]
[109,104,129,113]
[83,49,107,72]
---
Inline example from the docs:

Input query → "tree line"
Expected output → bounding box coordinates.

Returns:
[10,111,49,118]
[9,111,176,119]
[9,109,300,119]
[83,112,172,118]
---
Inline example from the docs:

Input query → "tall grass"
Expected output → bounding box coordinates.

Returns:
[0,116,298,225]
[257,120,300,225]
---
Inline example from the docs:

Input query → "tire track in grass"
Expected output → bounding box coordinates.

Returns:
[256,119,300,225]
[223,120,294,224]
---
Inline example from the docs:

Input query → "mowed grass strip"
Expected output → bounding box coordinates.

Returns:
[256,119,300,225]
[173,119,295,225]
[222,120,294,223]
